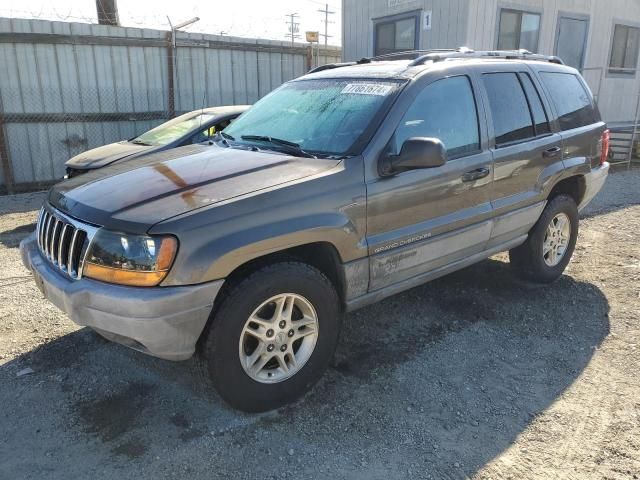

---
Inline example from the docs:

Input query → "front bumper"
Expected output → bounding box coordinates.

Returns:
[578,162,610,211]
[20,233,223,360]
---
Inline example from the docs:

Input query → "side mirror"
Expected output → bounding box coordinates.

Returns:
[380,137,447,176]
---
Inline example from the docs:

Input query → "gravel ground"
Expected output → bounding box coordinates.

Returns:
[0,168,639,480]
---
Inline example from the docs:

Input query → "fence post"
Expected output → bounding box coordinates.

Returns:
[306,44,313,71]
[0,111,15,195]
[166,31,176,118]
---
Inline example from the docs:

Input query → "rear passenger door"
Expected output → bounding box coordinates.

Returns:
[478,67,562,247]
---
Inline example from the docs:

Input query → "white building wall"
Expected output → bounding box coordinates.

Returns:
[466,0,640,123]
[343,0,640,123]
[342,0,469,60]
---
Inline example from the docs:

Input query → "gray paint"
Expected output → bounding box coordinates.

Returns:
[20,233,223,360]
[346,235,527,311]
[21,56,609,359]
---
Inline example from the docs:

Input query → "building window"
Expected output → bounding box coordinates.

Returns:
[609,24,640,75]
[497,9,541,52]
[374,13,419,56]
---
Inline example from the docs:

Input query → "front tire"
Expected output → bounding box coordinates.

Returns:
[200,261,342,412]
[509,194,579,283]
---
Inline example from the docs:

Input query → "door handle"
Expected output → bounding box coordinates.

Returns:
[461,167,490,182]
[542,146,562,158]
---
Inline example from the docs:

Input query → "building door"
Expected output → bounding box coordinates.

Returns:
[555,15,589,70]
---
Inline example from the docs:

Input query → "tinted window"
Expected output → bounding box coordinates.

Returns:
[483,73,534,145]
[609,24,640,74]
[520,74,550,135]
[393,76,479,158]
[540,72,598,130]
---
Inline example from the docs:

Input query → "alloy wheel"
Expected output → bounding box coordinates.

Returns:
[238,293,319,383]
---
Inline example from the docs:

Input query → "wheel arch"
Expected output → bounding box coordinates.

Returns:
[214,241,347,310]
[547,174,587,205]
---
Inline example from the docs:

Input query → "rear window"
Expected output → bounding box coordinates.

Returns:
[539,72,598,131]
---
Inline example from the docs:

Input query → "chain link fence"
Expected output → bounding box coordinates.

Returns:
[0,17,341,194]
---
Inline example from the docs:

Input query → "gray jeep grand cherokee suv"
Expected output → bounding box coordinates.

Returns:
[21,49,609,412]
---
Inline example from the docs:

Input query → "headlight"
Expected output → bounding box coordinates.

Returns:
[83,230,178,287]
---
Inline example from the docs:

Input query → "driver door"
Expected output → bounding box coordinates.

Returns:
[366,74,494,291]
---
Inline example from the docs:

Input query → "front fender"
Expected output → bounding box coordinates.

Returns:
[152,159,367,286]
[177,213,365,285]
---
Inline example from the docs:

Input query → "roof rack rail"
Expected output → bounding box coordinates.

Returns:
[306,50,456,73]
[364,49,461,62]
[408,48,564,66]
[307,61,357,74]
[307,48,564,74]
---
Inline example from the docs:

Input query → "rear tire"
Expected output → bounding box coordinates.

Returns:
[509,194,579,283]
[200,261,342,413]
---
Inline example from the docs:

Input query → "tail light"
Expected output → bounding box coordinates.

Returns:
[600,129,610,166]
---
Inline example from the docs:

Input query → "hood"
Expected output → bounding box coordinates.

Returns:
[49,144,340,234]
[65,141,153,169]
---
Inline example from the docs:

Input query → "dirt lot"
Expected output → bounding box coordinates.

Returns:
[0,170,639,480]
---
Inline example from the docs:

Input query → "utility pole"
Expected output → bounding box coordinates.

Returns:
[317,3,335,47]
[95,0,119,26]
[285,13,300,46]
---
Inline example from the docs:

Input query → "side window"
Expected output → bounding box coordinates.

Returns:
[609,24,640,75]
[190,129,209,144]
[539,72,598,130]
[520,73,551,135]
[482,72,534,145]
[393,76,480,158]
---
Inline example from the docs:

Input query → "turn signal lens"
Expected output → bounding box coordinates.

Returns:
[84,263,170,287]
[84,232,178,287]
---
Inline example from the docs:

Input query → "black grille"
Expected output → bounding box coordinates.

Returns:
[36,208,89,279]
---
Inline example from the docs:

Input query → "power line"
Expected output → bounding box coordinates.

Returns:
[285,12,300,46]
[317,3,335,47]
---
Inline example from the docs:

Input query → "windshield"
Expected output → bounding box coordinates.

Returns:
[223,79,401,156]
[132,112,216,146]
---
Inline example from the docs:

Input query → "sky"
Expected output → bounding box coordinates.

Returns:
[0,0,342,45]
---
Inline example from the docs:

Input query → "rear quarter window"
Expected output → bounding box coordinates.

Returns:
[539,72,599,131]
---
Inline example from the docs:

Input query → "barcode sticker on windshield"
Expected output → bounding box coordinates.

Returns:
[341,83,393,96]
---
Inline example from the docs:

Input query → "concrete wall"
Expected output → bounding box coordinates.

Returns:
[0,17,341,192]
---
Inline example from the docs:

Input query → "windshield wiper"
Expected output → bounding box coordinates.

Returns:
[221,131,235,141]
[240,135,316,158]
[130,139,152,146]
